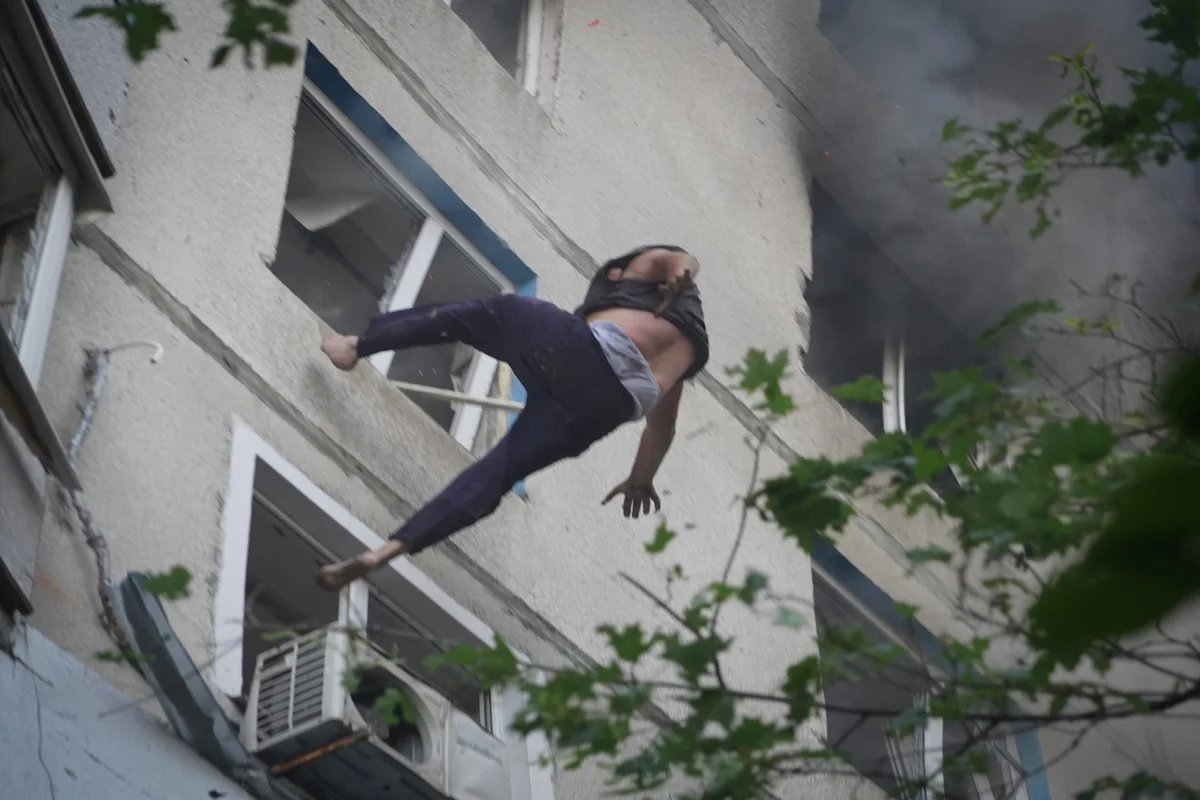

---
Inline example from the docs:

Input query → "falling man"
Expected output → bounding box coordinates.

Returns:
[316,245,708,591]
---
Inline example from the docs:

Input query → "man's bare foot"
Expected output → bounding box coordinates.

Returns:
[322,335,360,371]
[316,553,375,591]
[316,540,407,592]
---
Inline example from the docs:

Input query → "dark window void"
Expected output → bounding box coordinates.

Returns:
[242,487,493,731]
[805,182,977,438]
[0,85,54,344]
[452,0,526,76]
[273,94,426,334]
[814,573,1025,798]
[242,496,341,692]
[813,573,929,794]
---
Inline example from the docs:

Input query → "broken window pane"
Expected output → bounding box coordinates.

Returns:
[451,0,526,76]
[272,96,426,335]
[387,236,504,432]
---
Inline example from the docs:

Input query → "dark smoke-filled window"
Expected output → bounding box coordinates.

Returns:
[805,182,976,439]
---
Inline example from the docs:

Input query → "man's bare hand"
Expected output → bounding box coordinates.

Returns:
[603,480,661,518]
[655,270,695,317]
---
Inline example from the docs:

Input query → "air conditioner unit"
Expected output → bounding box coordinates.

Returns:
[241,623,513,800]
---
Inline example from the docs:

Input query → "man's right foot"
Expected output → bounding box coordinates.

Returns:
[316,540,407,592]
[322,335,360,371]
[316,553,375,591]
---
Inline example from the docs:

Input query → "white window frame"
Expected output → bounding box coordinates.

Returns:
[3,173,75,388]
[213,418,555,798]
[881,329,906,435]
[301,83,516,450]
[896,706,1031,800]
[440,0,546,93]
[882,332,1008,487]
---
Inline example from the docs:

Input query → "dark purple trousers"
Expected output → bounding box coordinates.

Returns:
[356,294,634,553]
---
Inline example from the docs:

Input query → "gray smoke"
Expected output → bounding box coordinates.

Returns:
[706,0,1198,417]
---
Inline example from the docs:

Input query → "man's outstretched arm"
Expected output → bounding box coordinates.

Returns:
[603,382,684,518]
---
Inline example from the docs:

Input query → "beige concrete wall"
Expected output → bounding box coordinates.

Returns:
[29,0,966,796]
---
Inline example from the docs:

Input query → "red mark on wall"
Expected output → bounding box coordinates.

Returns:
[587,18,600,28]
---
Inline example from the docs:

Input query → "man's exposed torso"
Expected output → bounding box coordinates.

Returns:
[576,247,708,394]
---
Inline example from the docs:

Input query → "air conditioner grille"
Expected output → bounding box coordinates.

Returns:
[252,630,329,745]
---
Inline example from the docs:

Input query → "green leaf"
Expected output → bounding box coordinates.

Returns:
[660,632,728,683]
[998,484,1054,522]
[913,444,949,481]
[599,625,652,662]
[1040,105,1073,131]
[741,571,769,603]
[729,348,795,415]
[760,467,853,552]
[372,687,415,726]
[886,707,929,738]
[1160,355,1200,439]
[831,375,886,404]
[645,524,676,554]
[1048,690,1070,718]
[211,44,232,68]
[781,657,822,724]
[143,565,192,599]
[907,546,953,564]
[1030,206,1053,238]
[776,606,807,629]
[77,3,177,63]
[264,39,298,66]
[942,117,969,142]
[1030,456,1200,659]
[1036,417,1118,464]
[977,299,1062,346]
[95,649,153,664]
[429,637,521,686]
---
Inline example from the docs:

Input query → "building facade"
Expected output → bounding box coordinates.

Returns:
[3,0,1194,799]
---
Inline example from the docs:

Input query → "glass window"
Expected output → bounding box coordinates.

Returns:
[273,96,426,334]
[387,236,504,431]
[272,89,515,449]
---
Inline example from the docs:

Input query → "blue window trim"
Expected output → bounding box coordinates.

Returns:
[305,46,536,290]
[303,43,1048,794]
[305,45,534,497]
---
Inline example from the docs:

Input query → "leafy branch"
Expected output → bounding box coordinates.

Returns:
[78,0,300,68]
[941,0,1200,237]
